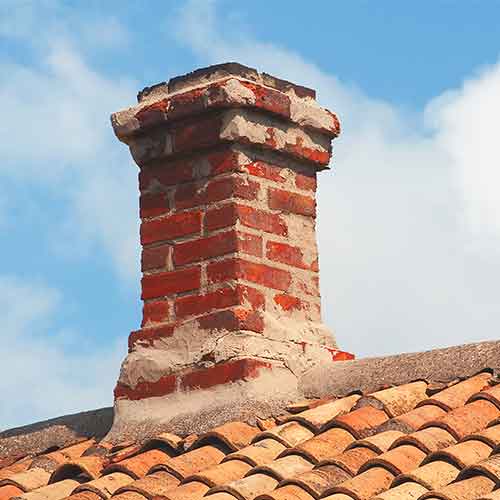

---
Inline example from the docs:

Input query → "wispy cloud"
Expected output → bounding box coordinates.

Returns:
[174,0,500,356]
[0,275,125,429]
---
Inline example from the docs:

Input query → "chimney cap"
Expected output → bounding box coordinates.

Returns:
[137,62,316,103]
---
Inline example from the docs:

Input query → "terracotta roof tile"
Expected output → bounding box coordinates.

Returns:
[356,381,428,418]
[478,490,500,500]
[465,424,500,448]
[186,459,252,487]
[224,439,286,467]
[208,473,279,500]
[379,405,447,434]
[49,457,105,484]
[64,491,101,500]
[257,483,315,500]
[0,468,51,493]
[346,430,404,454]
[70,471,132,498]
[459,454,500,485]
[425,439,493,469]
[329,406,389,438]
[252,422,314,448]
[423,474,495,500]
[327,447,379,476]
[289,428,355,463]
[324,465,395,500]
[191,423,259,452]
[0,485,24,500]
[0,459,33,480]
[390,427,457,453]
[418,372,492,411]
[251,454,314,481]
[284,395,360,432]
[360,444,426,475]
[111,470,179,499]
[372,481,428,500]
[103,449,171,479]
[394,460,460,490]
[12,478,80,500]
[159,480,209,500]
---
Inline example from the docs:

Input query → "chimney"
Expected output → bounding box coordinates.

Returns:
[110,63,352,437]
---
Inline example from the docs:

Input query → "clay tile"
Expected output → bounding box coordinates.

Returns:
[0,458,33,480]
[421,400,500,440]
[13,478,81,500]
[466,425,500,448]
[149,445,226,480]
[72,471,133,499]
[394,460,460,490]
[285,395,361,432]
[327,447,379,476]
[0,485,24,500]
[372,481,428,500]
[279,464,351,498]
[161,480,210,500]
[65,491,102,500]
[422,475,495,500]
[192,422,259,452]
[418,373,492,411]
[424,439,493,469]
[107,492,145,500]
[390,427,457,453]
[107,445,141,465]
[113,470,180,498]
[286,399,333,414]
[253,422,314,448]
[203,493,236,500]
[321,494,354,500]
[378,405,447,434]
[251,455,314,481]
[103,449,171,479]
[208,473,279,500]
[329,407,389,439]
[224,438,286,467]
[186,459,251,487]
[360,444,426,476]
[458,454,500,484]
[356,381,428,418]
[30,440,96,471]
[256,418,276,432]
[290,428,355,463]
[324,466,395,499]
[477,490,500,500]
[256,483,315,500]
[0,468,51,492]
[139,433,182,454]
[346,431,405,454]
[49,457,105,484]
[470,385,500,410]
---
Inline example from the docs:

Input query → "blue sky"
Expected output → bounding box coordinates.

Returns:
[1,0,500,429]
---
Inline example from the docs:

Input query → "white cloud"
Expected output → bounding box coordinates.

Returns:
[174,0,500,357]
[0,275,125,429]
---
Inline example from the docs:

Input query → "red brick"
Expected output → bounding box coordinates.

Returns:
[140,211,201,245]
[240,81,291,117]
[268,188,316,217]
[139,161,193,191]
[175,287,239,319]
[287,137,331,165]
[274,294,304,312]
[114,374,177,401]
[141,243,172,272]
[175,176,259,210]
[128,324,175,350]
[237,231,262,258]
[206,149,240,176]
[135,98,168,126]
[198,308,264,333]
[139,192,170,219]
[141,267,201,300]
[172,113,223,153]
[266,240,317,270]
[168,87,206,120]
[245,161,286,183]
[237,285,265,310]
[295,171,317,191]
[206,203,287,236]
[173,230,238,266]
[181,358,271,392]
[207,258,291,291]
[142,300,170,327]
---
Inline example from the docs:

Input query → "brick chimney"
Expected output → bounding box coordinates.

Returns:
[109,63,352,437]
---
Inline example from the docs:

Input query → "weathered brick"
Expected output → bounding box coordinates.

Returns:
[175,176,259,210]
[140,211,201,245]
[115,374,177,400]
[141,267,201,300]
[240,81,291,117]
[295,171,317,191]
[207,258,291,291]
[139,192,170,219]
[139,161,193,191]
[180,358,272,392]
[142,300,170,327]
[175,287,239,319]
[141,243,172,272]
[198,308,264,334]
[128,324,175,350]
[172,113,223,153]
[206,203,287,236]
[244,161,286,183]
[206,149,240,176]
[268,188,316,217]
[266,241,317,271]
[173,230,261,266]
[274,294,303,312]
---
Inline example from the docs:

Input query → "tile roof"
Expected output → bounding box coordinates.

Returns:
[4,370,500,500]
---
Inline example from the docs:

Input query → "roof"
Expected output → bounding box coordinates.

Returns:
[4,342,500,500]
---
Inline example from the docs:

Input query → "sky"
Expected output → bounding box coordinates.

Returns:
[1,0,500,429]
